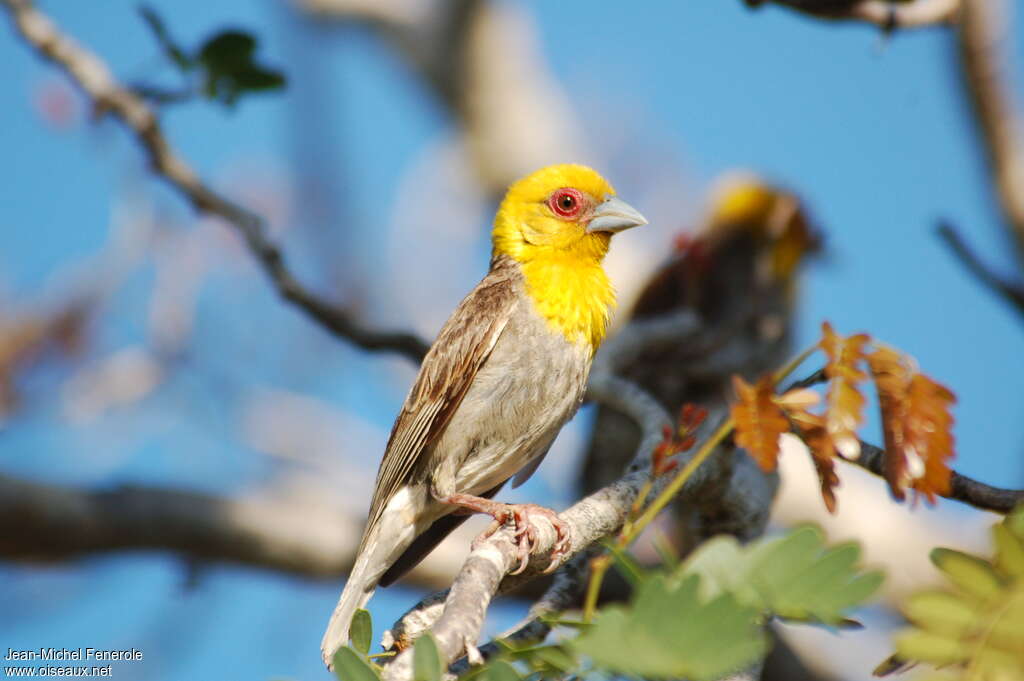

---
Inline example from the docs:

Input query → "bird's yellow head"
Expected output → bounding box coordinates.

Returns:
[492,164,647,353]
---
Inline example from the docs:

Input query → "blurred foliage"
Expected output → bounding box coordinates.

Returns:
[879,505,1024,681]
[678,525,883,626]
[350,609,373,656]
[732,322,957,513]
[137,6,285,108]
[333,525,880,681]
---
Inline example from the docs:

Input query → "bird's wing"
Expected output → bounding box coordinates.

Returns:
[359,265,520,550]
[510,437,555,488]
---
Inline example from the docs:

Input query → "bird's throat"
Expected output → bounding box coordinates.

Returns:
[519,254,616,354]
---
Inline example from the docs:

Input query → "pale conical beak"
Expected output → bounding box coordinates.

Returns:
[586,196,648,234]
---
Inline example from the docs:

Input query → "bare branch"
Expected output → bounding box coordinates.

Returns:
[0,0,429,363]
[853,441,1024,513]
[591,311,701,377]
[0,473,468,589]
[745,0,960,29]
[955,0,1024,263]
[292,0,585,196]
[937,221,1024,318]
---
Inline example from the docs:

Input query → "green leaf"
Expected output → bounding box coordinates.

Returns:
[198,31,256,71]
[195,30,285,107]
[894,629,969,666]
[479,660,521,681]
[501,644,577,674]
[332,647,380,681]
[412,634,442,681]
[530,646,576,673]
[993,522,1024,578]
[1005,505,1024,537]
[930,548,1003,603]
[575,574,767,681]
[678,525,883,625]
[883,510,1024,680]
[138,5,193,71]
[231,65,286,91]
[349,609,372,655]
[903,592,981,637]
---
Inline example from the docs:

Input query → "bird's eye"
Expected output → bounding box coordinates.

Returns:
[548,188,584,219]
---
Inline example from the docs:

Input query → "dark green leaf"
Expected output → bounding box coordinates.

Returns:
[198,31,256,72]
[196,30,286,106]
[413,634,442,681]
[350,609,372,655]
[332,647,380,681]
[232,66,286,91]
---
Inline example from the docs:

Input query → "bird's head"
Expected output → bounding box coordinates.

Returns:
[491,164,647,265]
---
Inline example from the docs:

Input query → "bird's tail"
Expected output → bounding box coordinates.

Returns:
[320,500,421,669]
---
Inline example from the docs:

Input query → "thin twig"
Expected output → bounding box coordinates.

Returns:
[746,0,960,29]
[0,0,429,363]
[854,442,1024,513]
[955,0,1024,264]
[937,221,1024,318]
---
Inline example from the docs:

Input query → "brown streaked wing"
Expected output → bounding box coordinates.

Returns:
[358,265,520,552]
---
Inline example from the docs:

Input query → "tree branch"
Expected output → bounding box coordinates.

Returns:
[0,472,471,591]
[853,442,1024,513]
[744,0,960,30]
[937,221,1024,319]
[291,0,586,196]
[0,0,429,363]
[955,0,1024,264]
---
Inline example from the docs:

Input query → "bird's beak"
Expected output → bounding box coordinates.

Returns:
[586,196,648,234]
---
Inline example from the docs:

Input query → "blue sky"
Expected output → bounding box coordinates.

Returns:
[1,2,1022,680]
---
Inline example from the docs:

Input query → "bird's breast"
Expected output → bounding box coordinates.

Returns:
[427,295,592,496]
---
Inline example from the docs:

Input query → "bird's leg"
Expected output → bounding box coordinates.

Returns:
[440,493,572,575]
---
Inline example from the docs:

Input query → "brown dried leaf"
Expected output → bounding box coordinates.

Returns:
[797,425,840,513]
[820,322,869,460]
[651,404,707,476]
[868,347,956,503]
[867,346,913,500]
[731,375,790,472]
[904,373,956,503]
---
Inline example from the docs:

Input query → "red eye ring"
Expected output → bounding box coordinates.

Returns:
[548,188,584,219]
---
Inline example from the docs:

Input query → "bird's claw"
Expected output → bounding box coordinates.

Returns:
[473,503,570,575]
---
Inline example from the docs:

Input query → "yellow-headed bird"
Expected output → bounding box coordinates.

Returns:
[321,164,646,667]
[582,174,820,526]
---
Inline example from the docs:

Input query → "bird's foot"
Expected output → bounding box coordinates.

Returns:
[441,494,571,575]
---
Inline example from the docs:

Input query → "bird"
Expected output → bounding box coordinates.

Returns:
[581,174,820,547]
[320,164,647,668]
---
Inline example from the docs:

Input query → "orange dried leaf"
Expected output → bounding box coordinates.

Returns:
[868,346,956,504]
[800,425,840,513]
[867,346,913,500]
[819,322,869,460]
[731,374,790,472]
[904,373,956,503]
[774,387,821,411]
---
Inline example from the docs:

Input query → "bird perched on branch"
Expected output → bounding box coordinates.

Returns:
[321,164,647,668]
[582,174,820,544]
